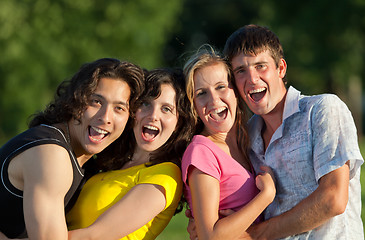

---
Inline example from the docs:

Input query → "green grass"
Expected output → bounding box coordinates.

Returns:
[158,138,365,239]
[156,211,188,240]
[359,138,365,231]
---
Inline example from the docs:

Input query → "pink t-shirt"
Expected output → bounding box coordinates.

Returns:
[182,135,260,217]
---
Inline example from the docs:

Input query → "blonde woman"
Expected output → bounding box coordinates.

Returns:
[182,45,275,240]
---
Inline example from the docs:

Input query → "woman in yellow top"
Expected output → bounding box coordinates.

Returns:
[66,68,194,240]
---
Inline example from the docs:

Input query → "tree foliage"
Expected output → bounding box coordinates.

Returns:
[162,0,365,133]
[1,0,365,144]
[0,0,183,144]
[163,0,365,94]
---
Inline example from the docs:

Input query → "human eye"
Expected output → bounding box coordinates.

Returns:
[195,90,206,97]
[162,105,173,113]
[235,68,246,74]
[116,104,128,112]
[90,98,102,107]
[141,101,150,108]
[256,64,267,70]
[217,84,227,90]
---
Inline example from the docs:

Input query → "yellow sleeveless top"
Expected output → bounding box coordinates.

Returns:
[66,162,182,240]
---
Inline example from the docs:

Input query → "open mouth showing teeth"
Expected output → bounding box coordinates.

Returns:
[142,125,160,141]
[209,107,228,121]
[89,126,109,142]
[249,88,267,102]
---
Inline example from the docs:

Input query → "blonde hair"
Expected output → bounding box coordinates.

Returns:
[183,44,231,123]
[183,44,250,162]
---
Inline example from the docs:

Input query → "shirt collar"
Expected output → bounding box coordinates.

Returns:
[283,86,301,121]
[248,86,301,148]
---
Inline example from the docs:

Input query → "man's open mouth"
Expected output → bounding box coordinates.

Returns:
[249,87,267,102]
[89,126,109,142]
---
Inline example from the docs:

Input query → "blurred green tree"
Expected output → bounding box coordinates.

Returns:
[0,0,183,144]
[163,0,365,134]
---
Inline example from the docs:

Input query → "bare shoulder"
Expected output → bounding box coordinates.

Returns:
[9,144,73,191]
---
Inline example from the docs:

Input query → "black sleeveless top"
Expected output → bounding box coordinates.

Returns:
[0,124,85,238]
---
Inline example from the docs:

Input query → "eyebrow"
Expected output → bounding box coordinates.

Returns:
[233,61,268,72]
[163,101,176,109]
[92,93,129,107]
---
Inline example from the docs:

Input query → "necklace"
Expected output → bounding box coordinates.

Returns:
[64,122,71,144]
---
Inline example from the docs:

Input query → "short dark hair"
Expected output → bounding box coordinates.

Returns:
[224,24,284,68]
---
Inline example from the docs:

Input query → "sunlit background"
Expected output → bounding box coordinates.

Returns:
[1,0,364,238]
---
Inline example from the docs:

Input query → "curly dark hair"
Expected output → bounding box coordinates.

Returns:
[28,58,144,127]
[92,68,195,172]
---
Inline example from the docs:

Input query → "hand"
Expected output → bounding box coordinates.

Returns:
[255,166,276,201]
[219,208,235,218]
[259,166,275,183]
[185,208,198,240]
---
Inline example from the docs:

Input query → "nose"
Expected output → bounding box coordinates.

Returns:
[98,105,113,124]
[147,105,160,121]
[209,91,220,105]
[247,68,259,84]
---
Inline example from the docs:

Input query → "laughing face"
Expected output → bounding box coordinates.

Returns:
[69,77,131,159]
[231,50,287,116]
[193,62,237,135]
[133,84,179,153]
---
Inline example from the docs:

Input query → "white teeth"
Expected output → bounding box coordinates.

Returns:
[91,126,108,134]
[144,125,159,131]
[212,107,226,114]
[249,88,266,94]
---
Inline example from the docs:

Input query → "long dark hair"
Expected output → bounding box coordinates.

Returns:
[28,58,144,127]
[92,68,195,172]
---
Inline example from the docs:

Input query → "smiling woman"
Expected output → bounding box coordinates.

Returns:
[66,68,195,240]
[133,84,179,153]
[181,45,276,240]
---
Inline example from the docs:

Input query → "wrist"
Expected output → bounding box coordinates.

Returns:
[260,187,276,203]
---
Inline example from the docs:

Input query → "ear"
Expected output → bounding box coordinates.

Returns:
[278,58,287,79]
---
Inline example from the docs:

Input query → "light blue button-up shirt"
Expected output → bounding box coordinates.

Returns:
[249,86,364,239]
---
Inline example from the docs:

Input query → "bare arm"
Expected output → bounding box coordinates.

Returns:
[68,183,167,240]
[0,232,13,240]
[21,145,73,240]
[188,166,275,240]
[248,162,350,240]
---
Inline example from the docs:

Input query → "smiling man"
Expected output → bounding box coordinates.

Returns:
[0,58,144,240]
[223,24,364,239]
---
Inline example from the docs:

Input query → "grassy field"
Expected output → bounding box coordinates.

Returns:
[157,139,365,239]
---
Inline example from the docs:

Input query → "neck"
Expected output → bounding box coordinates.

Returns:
[77,154,94,167]
[202,125,238,148]
[261,92,287,149]
[59,121,93,168]
[122,147,150,169]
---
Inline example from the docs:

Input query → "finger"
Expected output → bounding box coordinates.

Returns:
[219,208,235,217]
[185,208,193,218]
